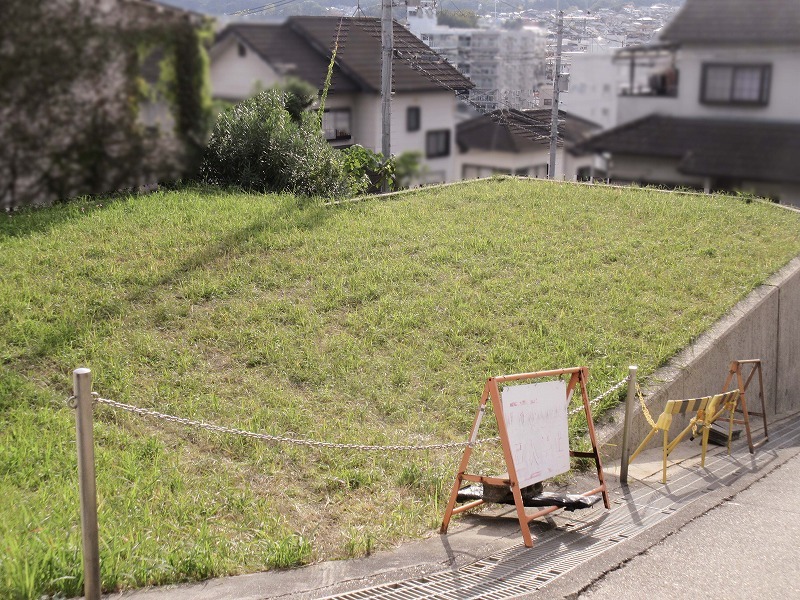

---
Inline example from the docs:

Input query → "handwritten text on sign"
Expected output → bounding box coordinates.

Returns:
[501,380,570,488]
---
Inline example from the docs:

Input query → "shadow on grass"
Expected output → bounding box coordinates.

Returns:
[0,199,114,240]
[22,196,334,364]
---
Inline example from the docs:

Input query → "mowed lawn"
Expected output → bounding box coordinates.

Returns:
[2,178,799,598]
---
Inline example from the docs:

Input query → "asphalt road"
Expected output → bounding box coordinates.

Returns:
[576,452,800,600]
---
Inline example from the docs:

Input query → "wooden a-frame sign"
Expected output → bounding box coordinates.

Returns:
[440,367,610,548]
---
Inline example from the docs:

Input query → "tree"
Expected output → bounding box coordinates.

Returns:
[0,0,212,209]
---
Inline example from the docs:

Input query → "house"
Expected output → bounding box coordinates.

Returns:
[209,17,474,184]
[577,0,800,206]
[456,109,602,181]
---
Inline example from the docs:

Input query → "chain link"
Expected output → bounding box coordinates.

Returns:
[569,375,630,416]
[636,382,657,428]
[82,376,630,452]
[93,397,498,451]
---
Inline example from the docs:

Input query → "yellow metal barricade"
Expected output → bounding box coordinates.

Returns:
[629,390,740,483]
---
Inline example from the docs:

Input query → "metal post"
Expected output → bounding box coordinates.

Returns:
[380,0,393,192]
[619,365,637,484]
[73,368,101,600]
[548,11,564,179]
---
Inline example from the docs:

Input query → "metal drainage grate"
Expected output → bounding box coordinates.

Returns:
[322,417,800,600]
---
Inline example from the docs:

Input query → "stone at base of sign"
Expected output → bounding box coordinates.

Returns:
[456,483,602,511]
[481,480,544,504]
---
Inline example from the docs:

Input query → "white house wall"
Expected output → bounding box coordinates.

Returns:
[210,38,281,101]
[392,92,459,183]
[323,90,461,184]
[564,153,603,181]
[616,95,681,125]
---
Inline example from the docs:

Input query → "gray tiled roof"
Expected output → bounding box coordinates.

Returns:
[659,0,800,45]
[218,17,473,94]
[456,109,600,153]
[578,115,800,184]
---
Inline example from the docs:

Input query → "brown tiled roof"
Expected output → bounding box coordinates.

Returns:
[659,0,800,45]
[456,109,600,153]
[218,17,473,94]
[218,22,361,93]
[577,115,800,185]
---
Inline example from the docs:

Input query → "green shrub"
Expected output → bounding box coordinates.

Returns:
[200,89,351,198]
[341,145,396,194]
[280,77,317,123]
[395,151,424,189]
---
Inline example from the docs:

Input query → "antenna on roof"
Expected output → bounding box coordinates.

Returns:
[353,0,366,17]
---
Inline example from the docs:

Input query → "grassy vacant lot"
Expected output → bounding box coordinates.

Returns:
[2,178,799,599]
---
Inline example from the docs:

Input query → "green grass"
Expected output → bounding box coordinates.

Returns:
[2,178,799,598]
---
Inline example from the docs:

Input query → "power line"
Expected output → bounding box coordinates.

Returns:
[392,46,563,142]
[229,0,301,17]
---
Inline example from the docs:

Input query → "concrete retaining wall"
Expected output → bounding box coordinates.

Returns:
[599,255,800,462]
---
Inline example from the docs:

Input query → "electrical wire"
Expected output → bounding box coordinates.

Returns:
[230,0,301,17]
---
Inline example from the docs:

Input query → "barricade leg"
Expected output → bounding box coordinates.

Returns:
[629,427,659,465]
[701,421,711,468]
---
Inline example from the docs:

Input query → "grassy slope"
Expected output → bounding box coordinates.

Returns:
[2,179,799,598]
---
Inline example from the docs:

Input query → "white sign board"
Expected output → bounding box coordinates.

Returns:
[501,380,570,488]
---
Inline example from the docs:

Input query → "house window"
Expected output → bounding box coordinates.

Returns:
[407,106,421,132]
[238,42,247,57]
[701,64,771,106]
[322,108,352,141]
[426,129,450,158]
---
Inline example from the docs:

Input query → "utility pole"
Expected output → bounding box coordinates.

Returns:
[548,10,563,179]
[381,0,393,192]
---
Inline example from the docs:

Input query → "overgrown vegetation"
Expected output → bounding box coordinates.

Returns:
[201,83,421,197]
[0,0,213,210]
[2,179,800,598]
[200,89,352,197]
[340,145,398,194]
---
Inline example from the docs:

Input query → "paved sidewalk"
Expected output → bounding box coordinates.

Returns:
[574,452,800,600]
[107,413,800,600]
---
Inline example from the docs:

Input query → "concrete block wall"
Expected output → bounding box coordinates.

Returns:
[599,255,800,462]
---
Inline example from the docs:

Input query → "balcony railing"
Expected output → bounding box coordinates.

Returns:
[620,68,679,97]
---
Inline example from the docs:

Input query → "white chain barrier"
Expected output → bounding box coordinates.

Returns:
[92,395,490,451]
[570,375,630,416]
[80,375,630,452]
